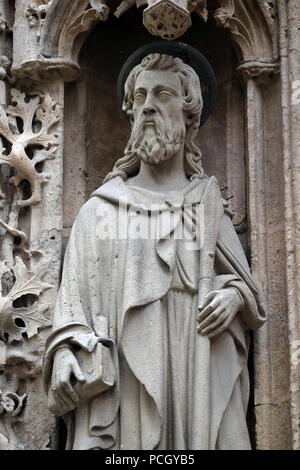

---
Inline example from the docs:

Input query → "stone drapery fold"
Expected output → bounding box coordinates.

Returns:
[43,175,266,449]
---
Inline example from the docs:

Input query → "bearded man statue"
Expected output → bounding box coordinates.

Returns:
[43,51,266,450]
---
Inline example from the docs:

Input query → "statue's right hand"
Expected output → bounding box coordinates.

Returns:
[50,346,86,411]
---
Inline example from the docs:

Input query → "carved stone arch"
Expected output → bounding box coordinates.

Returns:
[12,0,110,81]
[212,0,279,75]
[40,0,109,67]
[40,0,278,75]
[12,0,278,82]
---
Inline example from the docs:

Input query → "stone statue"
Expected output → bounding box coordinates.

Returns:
[43,52,266,450]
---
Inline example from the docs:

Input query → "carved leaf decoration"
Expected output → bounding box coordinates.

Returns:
[0,372,27,450]
[8,90,59,148]
[0,89,59,207]
[34,93,60,148]
[9,90,40,136]
[8,257,49,298]
[0,257,52,343]
[5,303,50,341]
[25,0,52,30]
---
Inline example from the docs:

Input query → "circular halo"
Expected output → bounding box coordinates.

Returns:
[117,41,217,127]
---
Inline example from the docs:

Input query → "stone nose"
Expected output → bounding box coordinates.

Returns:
[142,94,157,116]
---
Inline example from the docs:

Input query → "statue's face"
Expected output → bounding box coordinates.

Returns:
[128,69,186,166]
[132,69,185,131]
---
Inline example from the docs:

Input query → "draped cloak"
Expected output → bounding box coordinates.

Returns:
[43,175,266,450]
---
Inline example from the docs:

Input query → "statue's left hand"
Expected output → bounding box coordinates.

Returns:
[197,288,244,338]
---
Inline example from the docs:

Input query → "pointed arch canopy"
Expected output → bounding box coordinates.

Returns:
[12,0,279,82]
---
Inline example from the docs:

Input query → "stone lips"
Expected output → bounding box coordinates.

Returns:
[117,40,217,127]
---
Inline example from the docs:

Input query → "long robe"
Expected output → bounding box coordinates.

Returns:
[43,175,266,450]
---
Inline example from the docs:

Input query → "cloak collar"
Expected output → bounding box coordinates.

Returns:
[90,175,208,211]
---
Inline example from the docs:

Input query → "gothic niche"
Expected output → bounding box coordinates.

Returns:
[61,9,249,446]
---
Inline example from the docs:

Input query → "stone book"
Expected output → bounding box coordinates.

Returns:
[47,343,116,416]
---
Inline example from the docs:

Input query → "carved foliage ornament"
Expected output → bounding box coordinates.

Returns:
[0,257,52,343]
[26,0,52,26]
[25,0,53,39]
[0,366,51,449]
[0,89,59,208]
[0,372,26,450]
[0,89,59,344]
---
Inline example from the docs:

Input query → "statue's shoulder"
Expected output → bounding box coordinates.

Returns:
[74,177,125,225]
[90,176,128,203]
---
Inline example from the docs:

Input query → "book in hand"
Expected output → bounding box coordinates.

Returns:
[48,342,115,416]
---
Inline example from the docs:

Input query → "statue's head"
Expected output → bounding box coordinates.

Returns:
[105,53,204,183]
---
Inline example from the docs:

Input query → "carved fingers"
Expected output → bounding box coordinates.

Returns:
[50,347,85,411]
[197,288,244,338]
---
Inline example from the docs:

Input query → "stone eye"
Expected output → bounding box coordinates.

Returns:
[134,92,145,104]
[158,90,172,101]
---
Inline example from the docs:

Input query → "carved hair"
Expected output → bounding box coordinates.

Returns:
[104,53,204,183]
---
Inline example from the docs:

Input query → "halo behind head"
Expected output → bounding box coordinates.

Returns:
[117,41,217,127]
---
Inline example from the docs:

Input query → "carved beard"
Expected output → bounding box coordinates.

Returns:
[128,114,185,166]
